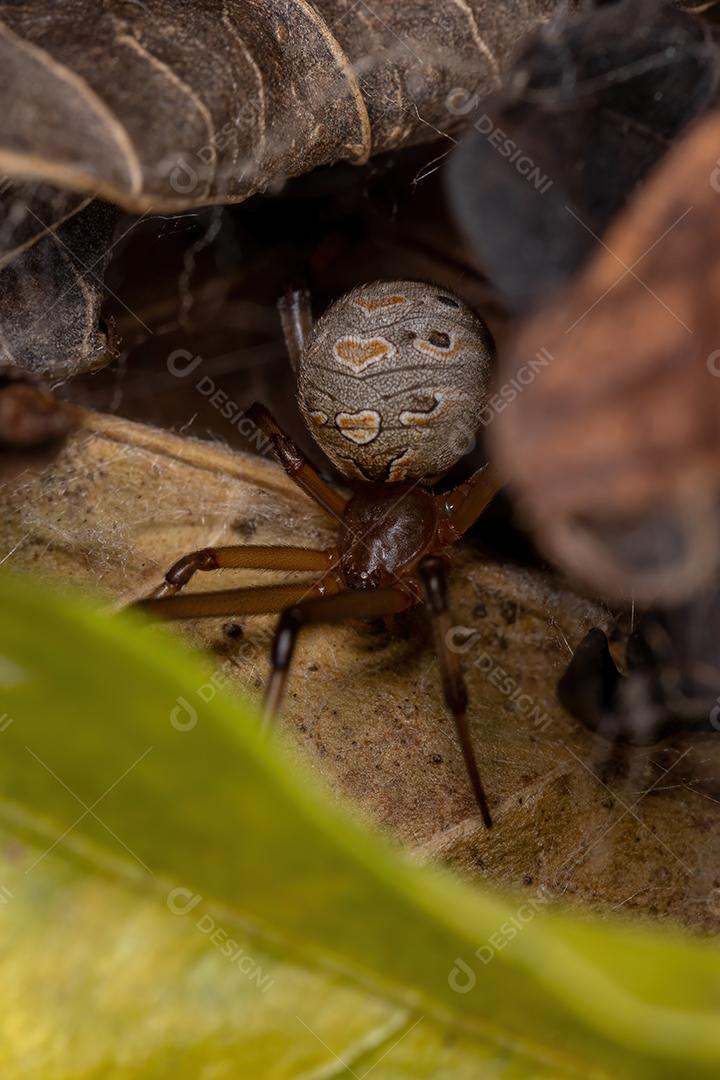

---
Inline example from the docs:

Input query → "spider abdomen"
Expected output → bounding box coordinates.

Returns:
[297,280,494,484]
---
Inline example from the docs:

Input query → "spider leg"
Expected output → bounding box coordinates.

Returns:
[418,554,493,828]
[144,544,339,599]
[263,587,413,727]
[278,287,313,374]
[246,402,347,520]
[441,463,502,538]
[134,580,336,621]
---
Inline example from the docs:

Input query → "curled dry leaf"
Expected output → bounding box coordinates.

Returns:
[0,0,559,379]
[493,106,720,606]
[0,184,117,379]
[0,0,559,213]
[1,0,701,382]
[2,407,720,929]
[446,0,720,313]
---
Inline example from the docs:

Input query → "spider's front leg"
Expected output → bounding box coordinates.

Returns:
[246,402,347,520]
[439,462,503,539]
[263,587,413,727]
[145,544,338,600]
[419,554,493,828]
[133,404,348,610]
[136,580,337,621]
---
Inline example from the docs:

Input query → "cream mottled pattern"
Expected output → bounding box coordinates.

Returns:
[298,280,494,483]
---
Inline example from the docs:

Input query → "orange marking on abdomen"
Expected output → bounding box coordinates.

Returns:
[353,295,407,313]
[335,409,382,444]
[416,336,469,358]
[400,394,449,427]
[334,336,394,371]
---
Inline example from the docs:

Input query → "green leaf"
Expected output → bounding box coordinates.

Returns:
[0,568,718,1079]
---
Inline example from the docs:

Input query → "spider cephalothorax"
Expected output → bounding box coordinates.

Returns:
[298,280,494,483]
[137,281,500,827]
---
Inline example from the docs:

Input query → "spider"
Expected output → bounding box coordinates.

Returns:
[136,280,500,826]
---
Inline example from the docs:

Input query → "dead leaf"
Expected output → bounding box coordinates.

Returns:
[493,106,720,605]
[1,407,719,930]
[0,0,561,213]
[0,184,117,379]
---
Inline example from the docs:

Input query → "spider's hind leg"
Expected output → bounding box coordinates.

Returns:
[278,287,313,374]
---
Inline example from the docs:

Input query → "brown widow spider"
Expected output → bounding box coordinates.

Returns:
[136,280,501,826]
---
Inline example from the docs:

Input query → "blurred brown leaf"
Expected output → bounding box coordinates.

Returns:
[447,0,720,313]
[494,107,720,605]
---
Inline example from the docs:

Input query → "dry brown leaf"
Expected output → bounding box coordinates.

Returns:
[493,106,720,605]
[2,408,719,930]
[0,0,560,212]
[0,185,117,379]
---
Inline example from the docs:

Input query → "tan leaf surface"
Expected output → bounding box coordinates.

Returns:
[2,408,719,930]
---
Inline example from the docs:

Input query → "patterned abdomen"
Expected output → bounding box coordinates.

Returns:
[297,280,494,483]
